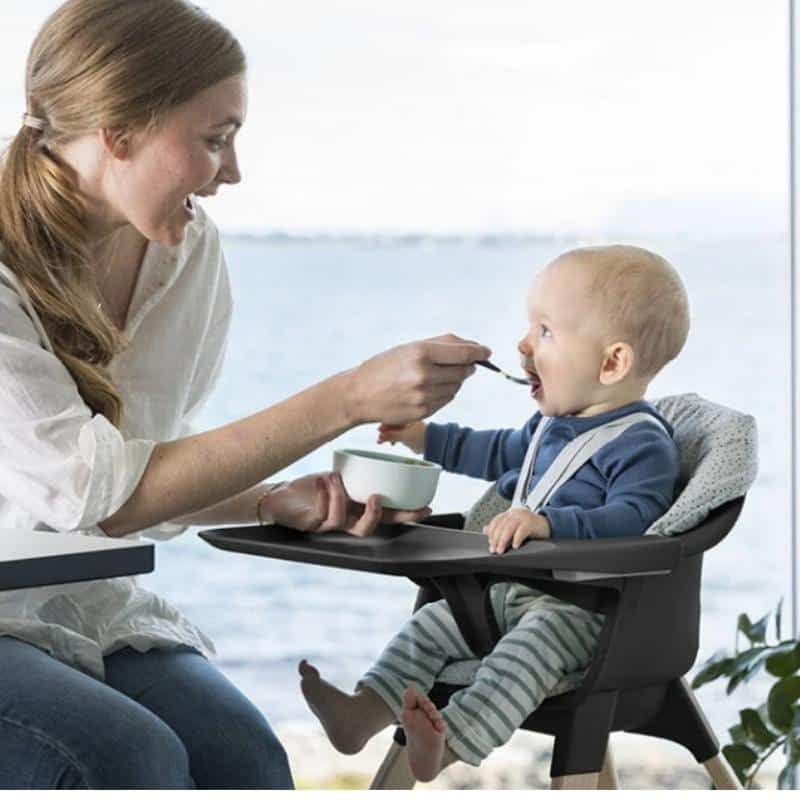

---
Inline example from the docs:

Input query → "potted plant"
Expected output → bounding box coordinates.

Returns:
[691,600,800,789]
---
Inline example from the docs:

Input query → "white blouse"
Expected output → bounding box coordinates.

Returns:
[0,201,232,679]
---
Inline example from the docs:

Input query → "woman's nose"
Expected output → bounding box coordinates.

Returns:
[219,148,242,185]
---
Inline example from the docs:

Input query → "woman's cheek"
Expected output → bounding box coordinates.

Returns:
[193,149,222,182]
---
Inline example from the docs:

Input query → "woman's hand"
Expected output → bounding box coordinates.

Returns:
[345,334,491,426]
[262,471,431,537]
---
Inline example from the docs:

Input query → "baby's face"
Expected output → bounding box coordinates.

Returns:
[517,257,610,417]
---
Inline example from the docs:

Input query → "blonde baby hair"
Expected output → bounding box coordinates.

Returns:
[556,244,690,379]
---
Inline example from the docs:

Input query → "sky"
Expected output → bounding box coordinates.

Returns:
[0,1,788,237]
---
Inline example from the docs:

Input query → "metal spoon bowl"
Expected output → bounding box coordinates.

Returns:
[476,359,532,385]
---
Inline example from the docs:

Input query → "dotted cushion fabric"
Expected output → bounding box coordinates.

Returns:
[462,392,758,537]
[643,393,758,536]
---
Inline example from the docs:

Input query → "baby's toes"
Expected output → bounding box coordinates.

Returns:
[423,700,442,724]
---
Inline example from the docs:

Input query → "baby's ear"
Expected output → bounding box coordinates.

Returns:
[598,341,635,385]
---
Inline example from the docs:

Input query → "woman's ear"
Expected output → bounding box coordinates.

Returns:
[598,341,635,385]
[99,128,131,159]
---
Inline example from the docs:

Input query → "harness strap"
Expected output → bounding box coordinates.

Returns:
[511,411,669,512]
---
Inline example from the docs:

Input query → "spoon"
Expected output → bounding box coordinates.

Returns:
[475,360,532,385]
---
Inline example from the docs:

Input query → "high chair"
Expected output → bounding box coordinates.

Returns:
[199,393,758,789]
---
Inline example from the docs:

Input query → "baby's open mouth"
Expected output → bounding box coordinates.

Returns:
[526,369,542,395]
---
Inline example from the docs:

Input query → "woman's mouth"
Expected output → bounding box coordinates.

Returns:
[182,195,196,222]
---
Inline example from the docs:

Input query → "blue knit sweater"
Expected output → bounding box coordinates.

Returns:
[424,400,680,540]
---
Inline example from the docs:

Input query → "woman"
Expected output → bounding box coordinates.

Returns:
[0,0,489,789]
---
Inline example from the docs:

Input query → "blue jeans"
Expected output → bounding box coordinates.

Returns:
[0,637,293,789]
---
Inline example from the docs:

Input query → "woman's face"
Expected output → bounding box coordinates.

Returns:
[107,73,247,246]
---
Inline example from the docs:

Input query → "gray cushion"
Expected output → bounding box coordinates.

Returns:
[645,393,757,536]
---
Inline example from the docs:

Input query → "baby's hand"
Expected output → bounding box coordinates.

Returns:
[377,421,427,454]
[484,508,551,554]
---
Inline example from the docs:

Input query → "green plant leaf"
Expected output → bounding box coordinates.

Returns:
[757,699,785,738]
[788,707,800,762]
[723,743,758,781]
[779,763,798,789]
[727,646,773,693]
[765,642,800,678]
[767,676,800,732]
[729,721,746,744]
[691,654,736,689]
[736,613,753,648]
[740,708,777,750]
[738,612,770,646]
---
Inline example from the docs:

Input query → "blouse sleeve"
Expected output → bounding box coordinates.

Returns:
[0,306,157,532]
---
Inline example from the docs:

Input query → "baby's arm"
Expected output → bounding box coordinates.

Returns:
[484,507,551,553]
[378,421,426,453]
[378,415,542,481]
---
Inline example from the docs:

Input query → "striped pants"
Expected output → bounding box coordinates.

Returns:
[358,583,604,766]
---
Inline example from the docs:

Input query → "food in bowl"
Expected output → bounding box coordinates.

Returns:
[332,448,442,511]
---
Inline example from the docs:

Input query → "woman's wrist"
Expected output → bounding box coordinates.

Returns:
[334,367,365,427]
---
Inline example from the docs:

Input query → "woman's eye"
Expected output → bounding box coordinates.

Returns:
[207,137,229,151]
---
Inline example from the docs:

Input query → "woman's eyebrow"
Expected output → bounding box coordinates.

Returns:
[210,116,242,130]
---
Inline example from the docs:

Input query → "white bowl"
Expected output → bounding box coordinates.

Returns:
[333,448,442,510]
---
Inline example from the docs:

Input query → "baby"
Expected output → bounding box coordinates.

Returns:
[299,244,690,781]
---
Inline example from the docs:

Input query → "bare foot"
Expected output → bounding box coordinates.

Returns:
[299,660,391,754]
[401,685,447,782]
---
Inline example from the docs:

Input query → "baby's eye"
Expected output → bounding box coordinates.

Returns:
[540,325,552,338]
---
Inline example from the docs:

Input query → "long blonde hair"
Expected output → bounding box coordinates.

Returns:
[0,0,245,426]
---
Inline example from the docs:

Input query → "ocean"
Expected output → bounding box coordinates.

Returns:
[138,233,788,744]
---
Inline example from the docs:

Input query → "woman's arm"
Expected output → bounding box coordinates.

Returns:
[100,336,490,538]
[167,482,272,527]
[100,371,352,537]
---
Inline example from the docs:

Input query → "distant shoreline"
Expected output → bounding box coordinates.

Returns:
[221,231,575,247]
[220,231,787,246]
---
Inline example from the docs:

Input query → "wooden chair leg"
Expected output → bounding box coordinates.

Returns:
[551,772,601,789]
[702,753,743,790]
[597,746,620,789]
[369,740,416,789]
